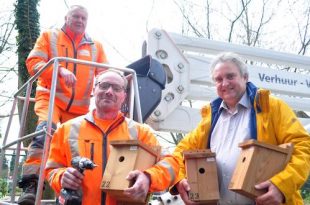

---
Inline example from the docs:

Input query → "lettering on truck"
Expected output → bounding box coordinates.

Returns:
[258,73,310,88]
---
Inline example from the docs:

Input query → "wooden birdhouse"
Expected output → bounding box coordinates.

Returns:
[101,140,160,204]
[229,139,293,199]
[183,149,219,204]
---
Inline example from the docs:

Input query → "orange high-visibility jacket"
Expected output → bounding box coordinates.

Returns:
[45,110,179,205]
[26,27,107,114]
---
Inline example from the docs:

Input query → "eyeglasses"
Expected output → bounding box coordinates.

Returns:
[96,82,125,92]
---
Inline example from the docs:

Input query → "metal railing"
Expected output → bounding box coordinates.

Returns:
[0,57,142,204]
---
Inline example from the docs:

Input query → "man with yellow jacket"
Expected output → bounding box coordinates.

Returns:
[45,70,179,205]
[18,5,107,204]
[172,52,310,205]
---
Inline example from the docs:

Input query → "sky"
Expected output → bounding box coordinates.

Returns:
[0,0,184,148]
[38,0,183,66]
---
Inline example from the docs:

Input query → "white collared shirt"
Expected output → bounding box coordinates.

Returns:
[210,92,254,205]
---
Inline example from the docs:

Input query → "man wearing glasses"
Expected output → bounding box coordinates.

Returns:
[45,70,179,205]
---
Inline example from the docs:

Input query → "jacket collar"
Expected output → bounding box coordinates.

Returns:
[246,82,258,107]
[84,109,124,124]
[207,82,259,148]
[61,25,94,45]
[85,109,95,123]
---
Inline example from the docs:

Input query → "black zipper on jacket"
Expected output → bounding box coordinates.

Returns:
[101,116,125,172]
[65,46,77,112]
[62,28,78,112]
[90,143,94,161]
[86,114,126,205]
[98,116,125,205]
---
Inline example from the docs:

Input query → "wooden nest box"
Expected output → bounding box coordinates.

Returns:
[229,139,293,199]
[183,149,219,204]
[101,140,160,204]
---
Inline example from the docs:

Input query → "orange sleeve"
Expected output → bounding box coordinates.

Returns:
[26,31,58,81]
[45,124,70,194]
[145,154,179,192]
[137,124,179,192]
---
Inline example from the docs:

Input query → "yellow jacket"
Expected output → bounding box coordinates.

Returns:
[45,110,179,205]
[173,82,310,205]
[26,26,107,114]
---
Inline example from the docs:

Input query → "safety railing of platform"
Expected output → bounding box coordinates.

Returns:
[0,57,143,205]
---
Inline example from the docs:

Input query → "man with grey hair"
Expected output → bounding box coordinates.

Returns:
[171,52,310,204]
[18,5,107,204]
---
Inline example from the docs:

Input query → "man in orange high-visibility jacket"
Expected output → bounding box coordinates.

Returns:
[45,70,179,205]
[18,5,107,205]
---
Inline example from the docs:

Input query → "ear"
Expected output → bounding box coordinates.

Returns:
[122,92,127,103]
[126,74,133,82]
[120,92,128,114]
[244,73,249,81]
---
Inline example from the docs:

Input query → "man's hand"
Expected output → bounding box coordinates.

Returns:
[59,67,76,88]
[60,167,84,190]
[176,179,199,205]
[123,170,150,201]
[255,180,285,205]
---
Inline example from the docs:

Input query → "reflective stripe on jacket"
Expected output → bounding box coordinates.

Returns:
[173,82,310,205]
[26,28,107,114]
[45,110,178,205]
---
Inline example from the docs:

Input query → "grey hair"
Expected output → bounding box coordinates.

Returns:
[66,5,88,16]
[209,52,249,80]
[95,69,128,89]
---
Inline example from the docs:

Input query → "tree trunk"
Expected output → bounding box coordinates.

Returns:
[15,0,40,146]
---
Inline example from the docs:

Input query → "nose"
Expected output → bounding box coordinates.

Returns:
[104,86,114,94]
[222,78,230,86]
[76,17,83,23]
[78,17,84,22]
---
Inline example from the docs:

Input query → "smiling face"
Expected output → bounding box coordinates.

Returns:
[65,6,88,34]
[212,61,248,109]
[94,71,127,116]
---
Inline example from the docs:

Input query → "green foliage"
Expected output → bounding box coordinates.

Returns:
[303,190,310,205]
[18,154,27,181]
[1,156,9,178]
[302,176,310,204]
[14,0,40,137]
[0,178,8,198]
[9,151,16,176]
[15,0,40,87]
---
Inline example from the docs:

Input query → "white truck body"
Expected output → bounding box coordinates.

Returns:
[145,28,310,133]
[146,28,310,204]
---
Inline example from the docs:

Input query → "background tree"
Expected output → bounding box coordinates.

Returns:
[0,7,14,188]
[0,3,17,130]
[1,155,9,179]
[9,150,15,178]
[168,0,310,144]
[14,0,40,145]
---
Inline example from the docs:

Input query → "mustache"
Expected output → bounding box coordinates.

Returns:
[98,94,116,102]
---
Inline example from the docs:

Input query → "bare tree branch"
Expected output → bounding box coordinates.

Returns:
[174,0,204,37]
[0,113,17,118]
[204,0,211,39]
[297,6,310,55]
[0,22,15,54]
[0,8,16,112]
[228,0,252,42]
